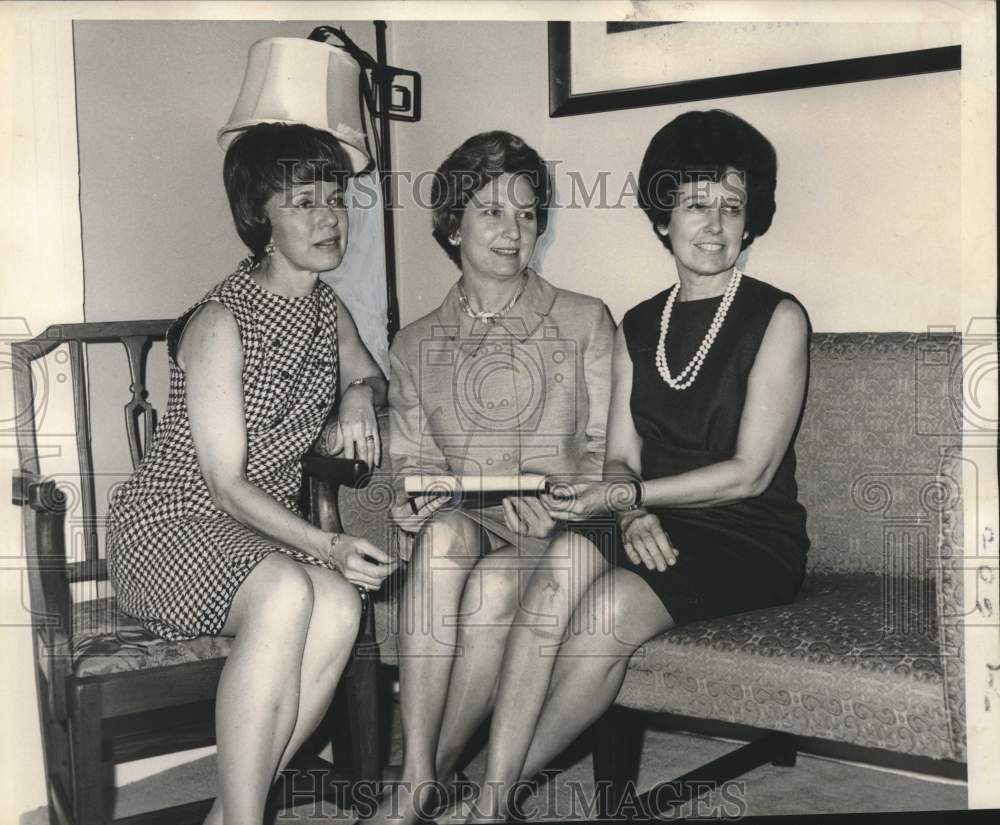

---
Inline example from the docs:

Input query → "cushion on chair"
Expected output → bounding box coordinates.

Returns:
[615,573,954,759]
[66,597,231,678]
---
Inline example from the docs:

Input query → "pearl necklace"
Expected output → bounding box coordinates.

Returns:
[457,273,528,324]
[655,269,742,390]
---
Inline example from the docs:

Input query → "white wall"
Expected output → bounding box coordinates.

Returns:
[389,21,962,332]
[77,20,378,321]
[1,15,86,819]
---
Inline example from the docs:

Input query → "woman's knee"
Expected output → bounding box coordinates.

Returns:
[307,568,363,640]
[522,533,580,601]
[588,571,673,648]
[416,509,483,562]
[461,554,523,627]
[232,554,315,634]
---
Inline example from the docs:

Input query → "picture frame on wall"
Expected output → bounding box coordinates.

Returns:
[548,20,962,117]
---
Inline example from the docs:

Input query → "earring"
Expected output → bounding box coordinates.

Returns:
[264,239,276,256]
[449,234,461,246]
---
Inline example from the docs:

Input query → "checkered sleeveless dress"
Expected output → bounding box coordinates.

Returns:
[107,260,339,640]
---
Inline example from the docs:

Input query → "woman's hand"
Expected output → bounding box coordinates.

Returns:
[389,495,450,534]
[326,533,399,591]
[540,481,623,521]
[619,509,678,572]
[502,496,556,538]
[329,382,381,468]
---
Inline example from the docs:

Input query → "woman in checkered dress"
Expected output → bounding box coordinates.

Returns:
[107,124,395,825]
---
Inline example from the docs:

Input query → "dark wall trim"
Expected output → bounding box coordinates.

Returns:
[549,21,961,118]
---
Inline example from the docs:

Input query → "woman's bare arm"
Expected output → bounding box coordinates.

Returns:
[330,296,387,467]
[544,299,808,572]
[178,302,394,585]
[638,299,809,508]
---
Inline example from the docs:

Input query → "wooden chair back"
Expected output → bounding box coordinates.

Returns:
[11,320,172,723]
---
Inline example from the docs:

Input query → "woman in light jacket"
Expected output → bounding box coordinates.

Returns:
[370,130,615,824]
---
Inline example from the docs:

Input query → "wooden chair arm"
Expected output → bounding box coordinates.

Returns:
[301,453,372,489]
[12,469,68,513]
[11,468,73,720]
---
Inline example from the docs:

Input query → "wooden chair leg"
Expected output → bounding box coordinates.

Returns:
[345,597,381,786]
[68,682,108,825]
[34,667,71,825]
[592,706,641,819]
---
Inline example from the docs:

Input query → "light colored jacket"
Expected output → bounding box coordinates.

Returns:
[388,268,615,535]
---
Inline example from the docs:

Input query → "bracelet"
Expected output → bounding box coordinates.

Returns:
[618,479,644,512]
[345,376,378,392]
[631,479,644,509]
[327,533,342,570]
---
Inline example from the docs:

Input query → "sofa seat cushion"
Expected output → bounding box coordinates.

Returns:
[371,573,952,759]
[616,573,953,759]
[65,597,231,678]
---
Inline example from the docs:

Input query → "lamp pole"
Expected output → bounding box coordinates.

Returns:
[374,20,401,343]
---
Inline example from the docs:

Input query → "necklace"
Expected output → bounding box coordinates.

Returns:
[457,273,527,324]
[655,269,742,390]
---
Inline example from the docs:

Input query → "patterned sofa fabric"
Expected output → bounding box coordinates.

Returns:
[616,573,952,760]
[345,334,966,763]
[364,573,954,759]
[797,334,961,578]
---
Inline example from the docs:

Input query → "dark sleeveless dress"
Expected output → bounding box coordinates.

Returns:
[599,275,809,626]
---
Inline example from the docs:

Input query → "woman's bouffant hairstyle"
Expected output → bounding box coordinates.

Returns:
[638,110,777,253]
[431,131,551,268]
[224,123,351,259]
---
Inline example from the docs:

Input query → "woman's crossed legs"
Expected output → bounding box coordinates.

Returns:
[203,552,362,825]
[468,532,674,823]
[368,510,549,825]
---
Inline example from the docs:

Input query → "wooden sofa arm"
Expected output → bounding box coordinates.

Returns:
[934,446,967,762]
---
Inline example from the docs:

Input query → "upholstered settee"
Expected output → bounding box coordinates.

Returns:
[337,332,967,781]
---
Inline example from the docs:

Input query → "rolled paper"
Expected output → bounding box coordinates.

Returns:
[404,474,549,496]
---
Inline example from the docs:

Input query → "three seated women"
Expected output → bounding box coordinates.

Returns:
[109,106,809,825]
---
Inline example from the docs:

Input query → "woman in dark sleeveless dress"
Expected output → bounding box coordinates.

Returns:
[464,110,810,822]
[107,124,396,824]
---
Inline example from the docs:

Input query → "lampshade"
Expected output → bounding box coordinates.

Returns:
[218,37,371,174]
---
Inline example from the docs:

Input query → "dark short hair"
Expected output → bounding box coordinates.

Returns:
[430,131,551,268]
[223,123,351,259]
[638,110,777,253]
